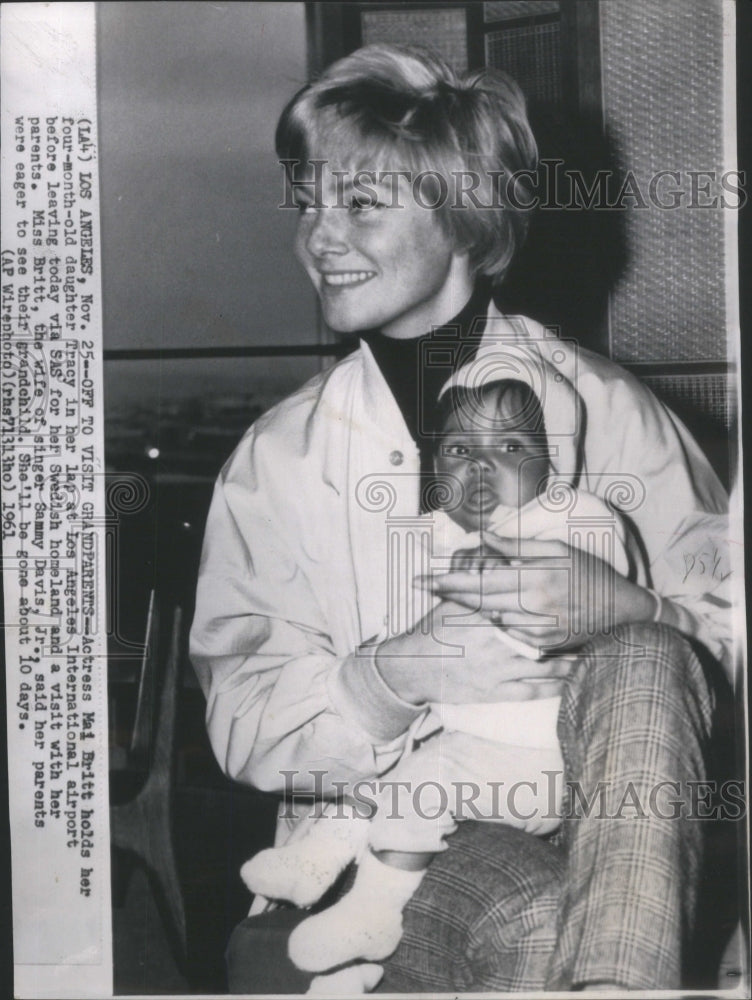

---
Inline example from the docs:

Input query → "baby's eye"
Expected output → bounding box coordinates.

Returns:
[500,442,523,453]
[444,443,472,458]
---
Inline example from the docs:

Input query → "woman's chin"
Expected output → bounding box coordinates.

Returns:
[320,309,371,335]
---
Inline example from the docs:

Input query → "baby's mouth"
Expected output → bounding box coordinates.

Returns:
[466,485,497,512]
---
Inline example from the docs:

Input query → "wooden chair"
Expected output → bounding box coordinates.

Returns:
[110,593,187,967]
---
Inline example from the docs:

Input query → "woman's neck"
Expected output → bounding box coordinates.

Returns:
[363,278,493,512]
[380,257,476,341]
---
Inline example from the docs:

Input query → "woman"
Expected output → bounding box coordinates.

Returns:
[190,44,730,991]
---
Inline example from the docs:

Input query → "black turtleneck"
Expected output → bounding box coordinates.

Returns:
[362,280,492,508]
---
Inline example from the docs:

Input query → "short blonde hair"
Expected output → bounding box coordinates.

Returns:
[276,44,538,285]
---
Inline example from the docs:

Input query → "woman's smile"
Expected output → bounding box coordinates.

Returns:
[319,269,377,288]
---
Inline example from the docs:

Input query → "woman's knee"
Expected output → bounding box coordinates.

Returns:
[385,823,563,992]
[573,623,713,710]
[559,624,715,786]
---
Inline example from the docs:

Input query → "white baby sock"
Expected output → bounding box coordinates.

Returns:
[241,814,367,908]
[288,852,425,971]
[307,963,384,995]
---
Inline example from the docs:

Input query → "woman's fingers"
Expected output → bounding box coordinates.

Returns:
[502,625,575,651]
[416,566,521,596]
[442,645,573,682]
[431,593,560,637]
[449,546,485,571]
[419,549,569,597]
[430,589,561,634]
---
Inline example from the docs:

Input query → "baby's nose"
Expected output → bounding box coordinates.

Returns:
[473,449,496,472]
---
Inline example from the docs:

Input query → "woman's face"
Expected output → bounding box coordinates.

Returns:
[293,167,473,339]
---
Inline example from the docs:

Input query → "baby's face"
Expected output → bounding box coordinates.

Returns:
[435,404,549,533]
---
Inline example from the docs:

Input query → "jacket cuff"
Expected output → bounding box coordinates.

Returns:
[329,643,425,743]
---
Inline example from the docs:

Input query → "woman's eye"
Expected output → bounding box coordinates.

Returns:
[445,444,471,458]
[294,197,318,214]
[350,194,382,212]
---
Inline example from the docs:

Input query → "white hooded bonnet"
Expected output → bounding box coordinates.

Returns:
[437,340,584,485]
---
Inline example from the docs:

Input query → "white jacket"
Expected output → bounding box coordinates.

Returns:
[190,310,730,793]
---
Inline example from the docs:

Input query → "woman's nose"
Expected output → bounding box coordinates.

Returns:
[306,207,348,257]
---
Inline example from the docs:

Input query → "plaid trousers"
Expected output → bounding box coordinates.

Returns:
[380,624,715,992]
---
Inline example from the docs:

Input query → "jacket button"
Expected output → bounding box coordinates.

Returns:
[389,450,404,466]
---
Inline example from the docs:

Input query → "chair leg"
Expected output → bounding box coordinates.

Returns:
[111,785,187,962]
[110,605,187,966]
[110,846,136,909]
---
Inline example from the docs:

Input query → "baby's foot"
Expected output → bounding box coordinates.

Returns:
[307,963,383,995]
[241,836,354,908]
[288,854,424,970]
[289,891,403,969]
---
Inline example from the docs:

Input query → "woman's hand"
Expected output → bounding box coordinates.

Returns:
[374,598,573,706]
[420,533,657,655]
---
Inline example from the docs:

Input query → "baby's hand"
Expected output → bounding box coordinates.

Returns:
[450,544,510,571]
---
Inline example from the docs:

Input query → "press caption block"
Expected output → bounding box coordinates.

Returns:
[1,4,112,995]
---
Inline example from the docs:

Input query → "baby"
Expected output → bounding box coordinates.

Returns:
[241,377,642,988]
